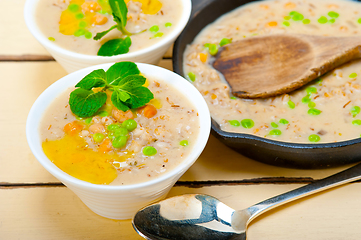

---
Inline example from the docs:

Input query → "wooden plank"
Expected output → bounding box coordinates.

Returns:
[1,183,361,239]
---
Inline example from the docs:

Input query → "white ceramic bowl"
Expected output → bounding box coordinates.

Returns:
[26,62,210,219]
[24,0,192,73]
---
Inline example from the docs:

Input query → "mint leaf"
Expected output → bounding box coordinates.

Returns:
[109,0,127,27]
[93,25,117,40]
[125,86,154,109]
[69,88,107,117]
[106,62,140,85]
[75,69,107,90]
[114,74,146,90]
[111,91,131,112]
[97,37,131,56]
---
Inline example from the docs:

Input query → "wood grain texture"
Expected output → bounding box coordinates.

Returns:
[1,184,361,240]
[213,34,361,98]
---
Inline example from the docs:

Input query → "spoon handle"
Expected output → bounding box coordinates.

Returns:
[246,162,361,223]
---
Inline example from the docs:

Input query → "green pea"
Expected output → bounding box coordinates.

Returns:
[308,108,322,115]
[352,120,361,125]
[308,134,320,142]
[114,127,128,136]
[93,133,105,143]
[288,100,295,109]
[48,37,55,41]
[302,19,310,24]
[219,38,232,47]
[349,72,357,78]
[283,21,290,27]
[84,31,92,39]
[289,11,296,15]
[108,132,115,140]
[318,16,328,24]
[107,124,121,131]
[180,140,189,146]
[75,13,84,19]
[112,136,128,148]
[229,120,240,127]
[74,29,86,37]
[328,11,339,18]
[302,95,311,104]
[329,19,335,24]
[68,3,80,12]
[165,22,172,27]
[122,119,137,131]
[187,72,196,82]
[351,106,360,117]
[153,32,163,38]
[284,16,291,20]
[269,129,282,135]
[271,122,278,128]
[315,78,323,84]
[306,86,317,94]
[358,18,361,24]
[85,117,93,124]
[143,146,157,156]
[206,43,218,56]
[150,25,159,33]
[308,102,316,108]
[230,96,237,100]
[97,111,108,117]
[292,12,304,21]
[279,119,289,124]
[241,119,254,129]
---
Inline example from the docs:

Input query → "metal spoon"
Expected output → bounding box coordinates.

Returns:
[133,162,361,240]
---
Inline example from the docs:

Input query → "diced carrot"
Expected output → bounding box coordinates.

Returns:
[81,1,101,12]
[284,2,296,9]
[327,4,339,9]
[259,4,269,9]
[143,105,158,118]
[211,94,217,99]
[91,14,108,25]
[63,121,83,136]
[267,21,278,27]
[199,53,207,63]
[98,139,112,153]
[204,91,209,95]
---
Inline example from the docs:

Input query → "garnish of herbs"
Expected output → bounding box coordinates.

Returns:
[94,0,146,56]
[69,62,154,118]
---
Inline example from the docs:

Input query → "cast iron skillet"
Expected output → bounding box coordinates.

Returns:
[173,0,361,169]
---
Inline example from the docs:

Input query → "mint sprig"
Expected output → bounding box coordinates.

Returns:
[94,0,147,56]
[69,62,154,117]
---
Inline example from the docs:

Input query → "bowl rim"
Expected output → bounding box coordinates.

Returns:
[24,0,192,60]
[173,0,361,149]
[26,62,211,191]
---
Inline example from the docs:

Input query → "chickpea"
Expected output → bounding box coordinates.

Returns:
[89,123,105,133]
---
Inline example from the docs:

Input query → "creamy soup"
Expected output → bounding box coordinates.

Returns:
[36,0,183,55]
[40,75,200,185]
[183,0,361,143]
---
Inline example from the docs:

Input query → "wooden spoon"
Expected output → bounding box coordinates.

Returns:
[212,34,361,99]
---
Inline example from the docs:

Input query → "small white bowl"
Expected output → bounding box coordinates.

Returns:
[24,0,192,73]
[26,62,210,220]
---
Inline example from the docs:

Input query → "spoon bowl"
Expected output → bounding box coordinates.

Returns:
[213,34,361,99]
[133,161,361,239]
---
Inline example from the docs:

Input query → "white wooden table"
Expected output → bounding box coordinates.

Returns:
[1,0,361,239]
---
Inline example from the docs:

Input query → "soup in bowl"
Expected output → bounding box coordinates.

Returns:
[24,0,192,72]
[26,62,210,219]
